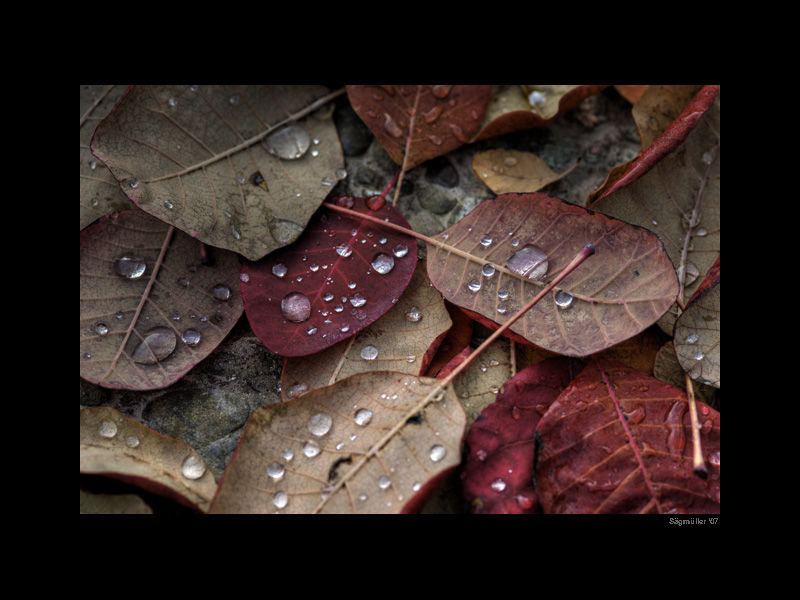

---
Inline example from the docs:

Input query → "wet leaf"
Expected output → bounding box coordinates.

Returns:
[241,197,417,357]
[461,357,581,514]
[347,85,492,170]
[653,341,719,410]
[209,372,466,514]
[535,359,720,514]
[674,279,720,389]
[473,148,578,194]
[80,210,243,391]
[423,301,474,378]
[426,193,679,356]
[80,85,135,230]
[473,85,608,141]
[613,85,649,104]
[80,489,153,514]
[280,260,451,400]
[91,85,344,260]
[80,406,217,513]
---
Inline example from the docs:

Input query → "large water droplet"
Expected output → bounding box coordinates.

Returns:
[272,263,288,278]
[272,491,289,509]
[554,290,574,308]
[506,244,548,280]
[371,253,395,275]
[308,413,333,436]
[211,284,231,301]
[480,234,493,246]
[354,408,373,426]
[481,263,496,277]
[361,345,379,361]
[98,421,118,438]
[393,244,409,258]
[180,454,207,480]
[405,307,423,322]
[350,293,366,307]
[263,124,311,160]
[132,327,177,364]
[429,445,447,462]
[281,292,311,323]
[267,462,285,480]
[114,256,146,279]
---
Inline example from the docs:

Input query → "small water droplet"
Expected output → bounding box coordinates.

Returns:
[98,421,118,438]
[480,234,493,246]
[431,85,452,99]
[306,325,318,335]
[228,93,240,105]
[132,327,177,364]
[405,306,423,322]
[128,178,140,189]
[490,478,506,492]
[350,293,366,307]
[528,90,546,107]
[554,290,574,308]
[361,345,379,361]
[272,491,289,509]
[354,408,373,426]
[302,440,321,458]
[393,244,409,258]
[429,445,447,462]
[270,220,303,244]
[308,413,333,436]
[114,256,147,279]
[348,281,357,289]
[481,263,496,277]
[377,475,392,490]
[383,113,403,138]
[211,284,231,301]
[281,292,311,323]
[267,462,285,480]
[180,454,207,480]
[695,227,708,237]
[125,435,140,448]
[506,244,548,280]
[686,333,699,344]
[182,329,202,346]
[282,448,294,461]
[272,263,288,278]
[695,350,704,361]
[289,382,308,398]
[163,199,174,209]
[335,242,353,257]
[371,253,395,275]
[240,272,250,284]
[468,279,481,292]
[94,322,109,336]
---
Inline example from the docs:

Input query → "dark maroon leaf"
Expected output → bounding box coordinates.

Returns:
[461,357,581,514]
[241,197,418,357]
[535,358,720,514]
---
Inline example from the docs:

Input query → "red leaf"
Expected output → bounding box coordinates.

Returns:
[535,358,720,514]
[241,197,418,357]
[460,357,581,514]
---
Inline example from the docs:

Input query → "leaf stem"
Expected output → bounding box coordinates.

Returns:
[684,372,708,479]
[392,87,422,206]
[366,171,400,211]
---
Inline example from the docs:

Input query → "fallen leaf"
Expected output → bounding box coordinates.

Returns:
[426,193,679,356]
[80,489,153,514]
[473,149,578,194]
[80,406,217,513]
[653,341,719,410]
[91,85,344,260]
[347,85,492,170]
[535,359,720,514]
[461,357,581,513]
[613,85,649,104]
[423,301,474,377]
[209,372,466,514]
[241,197,417,357]
[280,260,452,400]
[80,210,243,391]
[673,279,720,389]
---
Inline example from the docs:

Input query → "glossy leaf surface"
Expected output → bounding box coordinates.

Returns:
[209,372,466,514]
[80,210,243,391]
[347,85,492,170]
[241,197,418,357]
[426,193,679,356]
[91,85,344,260]
[536,359,720,514]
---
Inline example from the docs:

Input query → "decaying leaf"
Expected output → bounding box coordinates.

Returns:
[426,193,679,357]
[91,85,344,260]
[535,359,720,514]
[674,280,720,389]
[80,210,243,391]
[209,372,466,514]
[80,406,217,513]
[473,149,578,194]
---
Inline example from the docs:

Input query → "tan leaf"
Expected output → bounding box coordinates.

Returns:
[209,372,466,514]
[653,341,719,409]
[280,260,452,401]
[80,489,152,514]
[473,149,578,194]
[80,406,217,512]
[673,281,720,388]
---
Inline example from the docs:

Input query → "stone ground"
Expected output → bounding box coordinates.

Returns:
[79,86,643,513]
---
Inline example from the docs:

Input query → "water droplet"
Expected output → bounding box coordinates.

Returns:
[302,440,321,458]
[94,322,109,336]
[267,462,285,480]
[270,219,304,244]
[695,227,708,237]
[128,178,140,189]
[406,354,416,363]
[354,408,373,426]
[125,435,140,448]
[686,333,699,344]
[98,421,118,438]
[503,156,518,167]
[132,327,177,364]
[348,281,357,289]
[239,272,250,284]
[695,350,704,361]
[163,199,174,209]
[281,292,311,323]
[383,113,403,138]
[289,382,308,398]
[554,290,574,308]
[335,242,353,257]
[308,413,333,437]
[282,448,294,461]
[506,245,548,280]
[263,124,311,160]
[480,234,493,246]
[405,306,423,322]
[371,253,395,275]
[211,284,231,301]
[429,445,447,462]
[481,263,496,277]
[272,263,288,278]
[490,478,506,492]
[228,93,241,105]
[306,325,318,335]
[231,224,242,240]
[180,454,207,480]
[377,475,392,490]
[182,329,202,346]
[361,345,379,361]
[431,85,452,98]
[350,293,366,307]
[468,279,481,292]
[114,256,146,279]
[393,244,409,258]
[528,90,546,107]
[272,491,289,509]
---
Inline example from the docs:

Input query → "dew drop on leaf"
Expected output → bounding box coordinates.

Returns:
[468,279,481,292]
[491,478,507,492]
[273,491,289,508]
[371,253,395,275]
[393,244,409,258]
[114,255,146,279]
[360,345,379,361]
[281,292,311,323]
[263,124,311,160]
[354,408,373,426]
[405,306,423,322]
[429,445,447,462]
[272,263,288,278]
[182,329,202,346]
[211,284,231,301]
[302,440,321,458]
[132,327,177,364]
[180,454,207,480]
[308,413,333,436]
[554,290,574,308]
[350,293,366,307]
[288,382,308,398]
[98,421,118,438]
[377,475,392,490]
[95,322,109,335]
[506,244,548,280]
[481,263,496,277]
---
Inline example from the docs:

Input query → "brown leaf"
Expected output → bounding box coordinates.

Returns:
[535,359,720,514]
[473,149,578,194]
[280,260,452,400]
[426,193,679,356]
[91,85,344,261]
[80,406,217,512]
[209,372,466,514]
[346,85,492,170]
[653,341,719,410]
[673,280,720,389]
[80,210,243,391]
